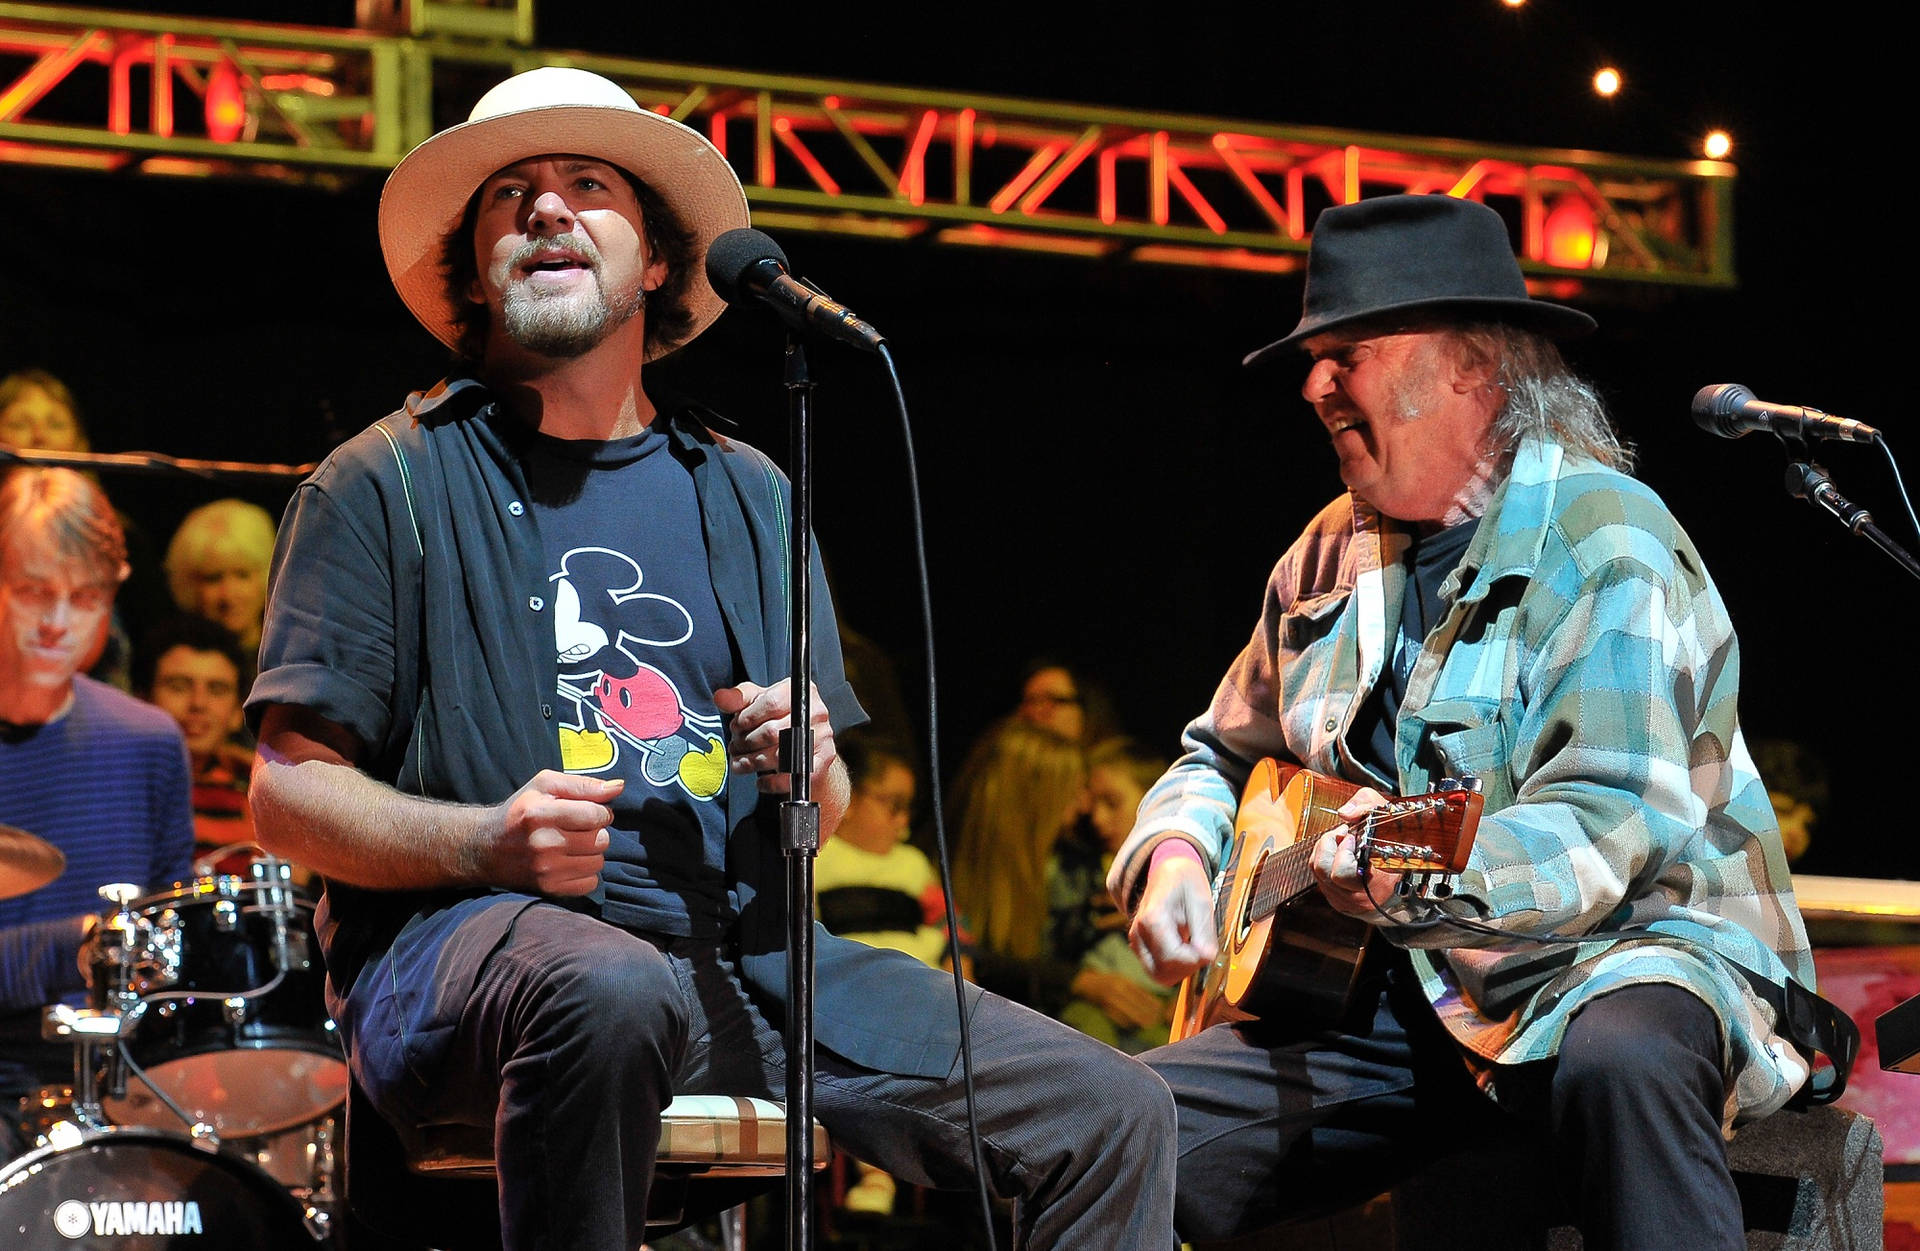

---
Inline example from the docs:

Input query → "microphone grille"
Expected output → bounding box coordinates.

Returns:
[704,227,788,303]
[1691,382,1754,438]
[1691,382,1752,417]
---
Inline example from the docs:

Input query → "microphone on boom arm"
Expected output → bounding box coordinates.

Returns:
[704,227,886,353]
[1691,383,1880,444]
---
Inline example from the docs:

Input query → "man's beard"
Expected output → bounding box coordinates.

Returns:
[498,236,645,358]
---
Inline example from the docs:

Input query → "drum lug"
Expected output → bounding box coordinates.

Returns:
[223,997,250,1027]
[213,898,239,932]
[150,916,182,988]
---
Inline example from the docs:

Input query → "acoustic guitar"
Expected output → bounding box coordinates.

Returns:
[1169,760,1485,1041]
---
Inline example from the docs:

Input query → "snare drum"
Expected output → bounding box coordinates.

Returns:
[0,1126,320,1248]
[94,859,348,1137]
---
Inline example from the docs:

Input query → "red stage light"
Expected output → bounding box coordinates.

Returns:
[204,60,246,143]
[1542,195,1598,269]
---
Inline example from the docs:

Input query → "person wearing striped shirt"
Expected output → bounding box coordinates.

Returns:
[0,467,194,1156]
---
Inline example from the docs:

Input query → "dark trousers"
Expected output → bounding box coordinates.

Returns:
[360,902,1178,1251]
[1141,959,1743,1251]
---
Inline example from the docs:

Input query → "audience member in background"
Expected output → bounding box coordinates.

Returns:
[163,498,276,655]
[135,613,256,867]
[1011,656,1120,746]
[0,467,194,1156]
[0,369,88,453]
[1060,737,1176,1053]
[1749,738,1829,864]
[816,733,948,968]
[0,369,173,690]
[813,731,954,1217]
[950,718,1091,1013]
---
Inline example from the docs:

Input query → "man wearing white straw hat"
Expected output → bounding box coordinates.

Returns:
[245,66,1176,1250]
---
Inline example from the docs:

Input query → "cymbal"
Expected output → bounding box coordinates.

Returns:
[0,823,65,900]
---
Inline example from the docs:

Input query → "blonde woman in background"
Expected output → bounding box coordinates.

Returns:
[950,717,1089,1011]
[163,498,275,653]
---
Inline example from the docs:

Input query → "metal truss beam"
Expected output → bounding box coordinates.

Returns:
[0,2,1735,287]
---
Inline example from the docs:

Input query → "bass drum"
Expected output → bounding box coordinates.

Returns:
[0,1126,320,1248]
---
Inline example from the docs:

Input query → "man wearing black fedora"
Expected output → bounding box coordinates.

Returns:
[245,65,1176,1251]
[1110,194,1817,1248]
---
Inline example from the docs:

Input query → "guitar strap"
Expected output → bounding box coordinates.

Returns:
[1729,962,1860,1107]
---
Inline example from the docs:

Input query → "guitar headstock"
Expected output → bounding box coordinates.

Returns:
[1360,776,1484,874]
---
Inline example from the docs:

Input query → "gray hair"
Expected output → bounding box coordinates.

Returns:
[0,467,127,584]
[1451,323,1633,472]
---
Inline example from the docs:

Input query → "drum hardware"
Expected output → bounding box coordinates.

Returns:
[83,857,349,1138]
[39,1001,129,1136]
[9,856,342,1245]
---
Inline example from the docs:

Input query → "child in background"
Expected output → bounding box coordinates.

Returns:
[813,732,949,1215]
[1059,737,1178,1054]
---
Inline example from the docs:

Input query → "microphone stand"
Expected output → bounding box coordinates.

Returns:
[779,332,820,1251]
[1785,460,1920,582]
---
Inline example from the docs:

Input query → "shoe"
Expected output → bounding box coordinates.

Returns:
[843,1165,897,1216]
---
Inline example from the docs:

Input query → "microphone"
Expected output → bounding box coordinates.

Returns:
[704,228,886,353]
[1691,383,1881,444]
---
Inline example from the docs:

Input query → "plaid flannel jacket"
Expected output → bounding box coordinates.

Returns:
[1111,435,1817,1126]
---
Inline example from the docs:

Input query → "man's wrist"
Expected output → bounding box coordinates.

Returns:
[1149,839,1204,874]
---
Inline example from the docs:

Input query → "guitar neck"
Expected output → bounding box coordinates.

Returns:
[1246,840,1320,925]
[1242,796,1466,925]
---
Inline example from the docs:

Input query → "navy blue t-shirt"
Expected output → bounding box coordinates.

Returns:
[1352,517,1479,784]
[525,426,736,937]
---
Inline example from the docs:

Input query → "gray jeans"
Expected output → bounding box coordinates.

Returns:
[360,901,1178,1251]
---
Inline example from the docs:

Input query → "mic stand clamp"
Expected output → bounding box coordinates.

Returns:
[1785,461,1920,582]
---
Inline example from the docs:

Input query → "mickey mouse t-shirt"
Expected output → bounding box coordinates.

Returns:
[525,424,735,938]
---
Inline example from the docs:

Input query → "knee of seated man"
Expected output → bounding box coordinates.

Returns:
[1077,1041,1177,1148]
[1556,985,1723,1099]
[535,931,688,1054]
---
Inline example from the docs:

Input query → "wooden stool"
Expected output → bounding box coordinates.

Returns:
[341,1079,829,1250]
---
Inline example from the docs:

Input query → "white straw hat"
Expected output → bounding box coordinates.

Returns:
[378,66,750,361]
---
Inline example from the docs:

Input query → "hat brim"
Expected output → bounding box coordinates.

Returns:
[1242,294,1597,369]
[379,102,750,362]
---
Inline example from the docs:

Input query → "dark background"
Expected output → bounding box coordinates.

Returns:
[5,3,1912,878]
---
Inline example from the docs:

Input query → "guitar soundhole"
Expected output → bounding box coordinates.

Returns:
[1237,849,1270,944]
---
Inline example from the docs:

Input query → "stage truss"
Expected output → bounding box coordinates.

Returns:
[0,1,1735,288]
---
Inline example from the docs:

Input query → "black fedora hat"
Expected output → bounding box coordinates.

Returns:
[1243,194,1597,368]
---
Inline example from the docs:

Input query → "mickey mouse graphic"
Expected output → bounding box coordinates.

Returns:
[549,546,728,800]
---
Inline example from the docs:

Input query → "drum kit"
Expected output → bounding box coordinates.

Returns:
[1,823,346,1247]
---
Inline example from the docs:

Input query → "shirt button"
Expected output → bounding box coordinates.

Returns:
[1324,719,1338,733]
[507,501,525,516]
[540,703,553,719]
[528,596,544,611]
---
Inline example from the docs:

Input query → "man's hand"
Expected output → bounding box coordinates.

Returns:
[714,679,849,831]
[1128,854,1219,986]
[482,770,621,896]
[1310,788,1406,920]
